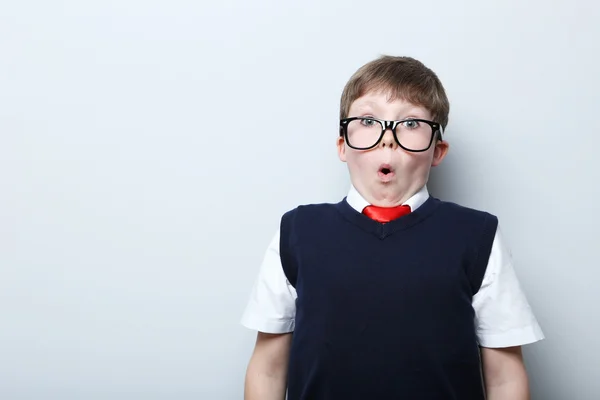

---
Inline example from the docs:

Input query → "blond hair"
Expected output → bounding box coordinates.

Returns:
[340,55,450,129]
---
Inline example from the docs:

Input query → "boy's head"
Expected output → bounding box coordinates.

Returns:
[337,55,450,207]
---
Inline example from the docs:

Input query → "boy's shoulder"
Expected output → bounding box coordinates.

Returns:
[434,197,497,218]
[279,196,499,228]
[280,199,342,220]
[433,196,499,232]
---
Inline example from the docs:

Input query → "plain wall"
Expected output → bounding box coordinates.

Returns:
[1,0,599,398]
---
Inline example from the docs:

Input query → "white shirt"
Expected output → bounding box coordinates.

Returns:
[241,185,545,348]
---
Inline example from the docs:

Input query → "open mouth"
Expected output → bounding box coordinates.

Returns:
[378,164,395,180]
[379,164,393,174]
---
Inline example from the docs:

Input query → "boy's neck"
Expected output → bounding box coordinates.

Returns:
[348,183,429,210]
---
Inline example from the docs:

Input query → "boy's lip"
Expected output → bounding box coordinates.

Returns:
[378,163,394,173]
[377,163,395,181]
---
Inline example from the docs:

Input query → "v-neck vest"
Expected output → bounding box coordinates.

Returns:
[279,196,498,400]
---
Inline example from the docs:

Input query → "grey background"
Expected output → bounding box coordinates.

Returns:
[1,0,598,398]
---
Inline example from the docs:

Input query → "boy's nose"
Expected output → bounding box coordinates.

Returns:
[380,127,397,149]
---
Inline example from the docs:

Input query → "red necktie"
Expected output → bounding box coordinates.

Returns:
[362,204,411,223]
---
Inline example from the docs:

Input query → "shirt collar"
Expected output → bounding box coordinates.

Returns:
[346,184,430,213]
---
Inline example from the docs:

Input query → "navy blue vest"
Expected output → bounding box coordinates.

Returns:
[279,195,498,400]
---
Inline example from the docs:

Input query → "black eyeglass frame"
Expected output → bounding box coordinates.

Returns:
[339,117,444,152]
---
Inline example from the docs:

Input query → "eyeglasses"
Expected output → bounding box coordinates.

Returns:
[339,117,443,152]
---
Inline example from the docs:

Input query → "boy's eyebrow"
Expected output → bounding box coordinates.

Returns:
[352,101,378,113]
[352,103,429,120]
[402,107,429,118]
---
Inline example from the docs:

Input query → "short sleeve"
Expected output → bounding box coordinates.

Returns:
[240,229,297,334]
[472,226,545,348]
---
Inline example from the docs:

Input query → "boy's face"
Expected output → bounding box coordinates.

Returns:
[337,90,449,206]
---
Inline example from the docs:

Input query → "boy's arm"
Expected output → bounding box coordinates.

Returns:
[241,228,297,399]
[473,227,543,400]
[481,346,530,400]
[244,332,292,400]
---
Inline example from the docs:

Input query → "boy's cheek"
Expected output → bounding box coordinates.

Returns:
[345,151,371,169]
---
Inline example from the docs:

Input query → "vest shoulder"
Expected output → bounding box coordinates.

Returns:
[282,201,340,217]
[280,200,343,226]
[435,198,498,224]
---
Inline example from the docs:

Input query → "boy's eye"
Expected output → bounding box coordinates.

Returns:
[401,120,420,129]
[361,118,377,127]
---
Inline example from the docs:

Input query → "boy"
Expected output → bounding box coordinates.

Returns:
[241,55,544,399]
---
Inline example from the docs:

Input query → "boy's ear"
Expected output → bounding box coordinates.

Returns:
[337,136,347,162]
[432,140,449,166]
